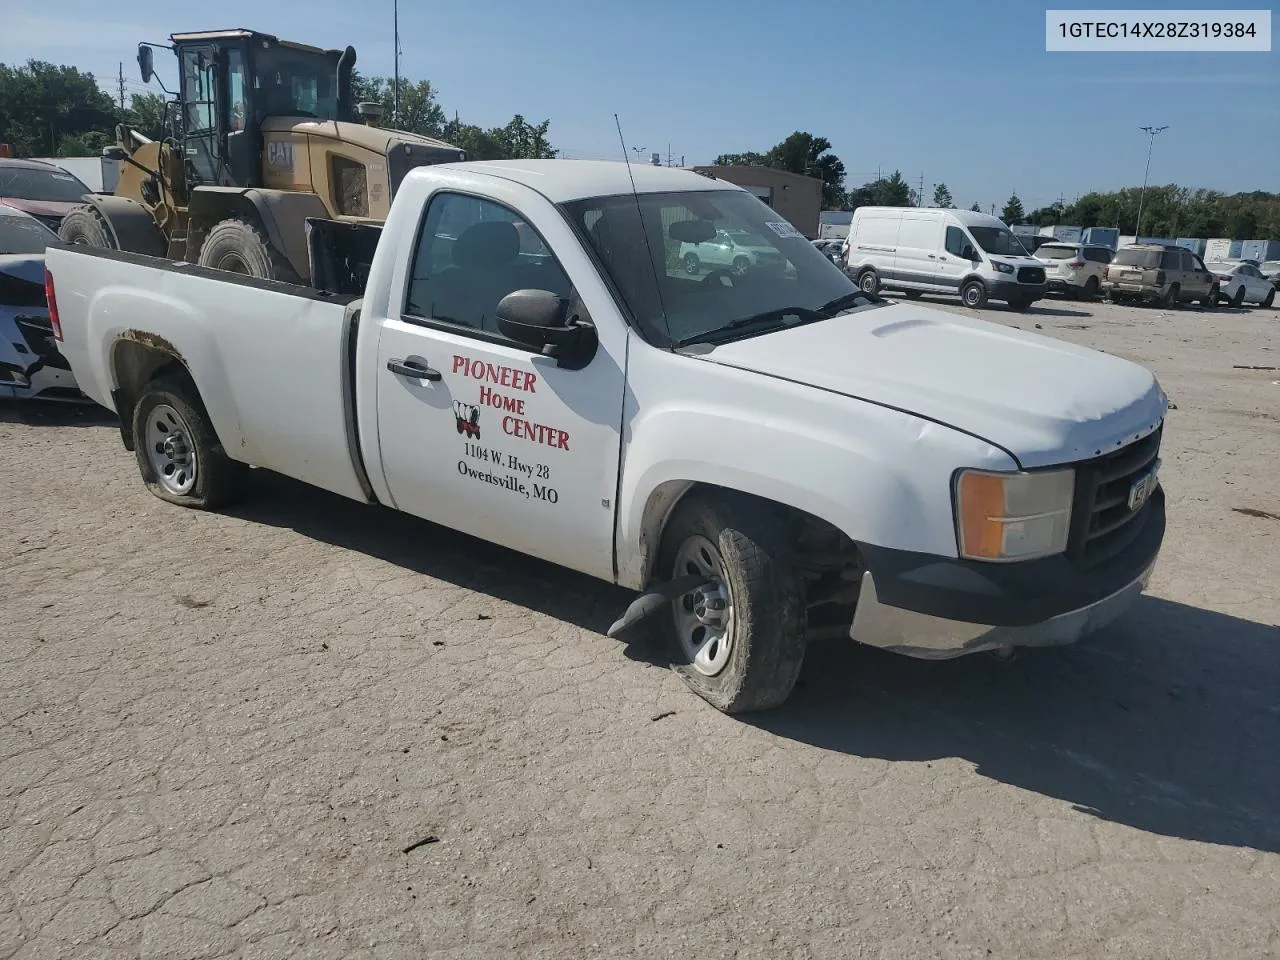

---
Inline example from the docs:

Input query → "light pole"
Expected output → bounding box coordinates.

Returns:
[1134,125,1168,239]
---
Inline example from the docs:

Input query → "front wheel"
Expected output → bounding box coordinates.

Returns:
[961,279,987,309]
[1201,285,1218,309]
[1230,284,1246,309]
[1160,284,1179,308]
[131,376,248,509]
[656,493,807,714]
[1263,289,1276,309]
[197,218,300,283]
[857,269,879,295]
[683,252,701,274]
[732,256,751,276]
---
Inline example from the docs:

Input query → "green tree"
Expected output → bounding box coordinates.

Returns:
[1002,193,1026,224]
[713,151,768,166]
[124,92,169,141]
[931,183,954,207]
[970,201,982,212]
[354,76,447,138]
[0,60,120,156]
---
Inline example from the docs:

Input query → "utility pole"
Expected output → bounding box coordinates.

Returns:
[117,62,126,110]
[1134,124,1168,238]
[917,172,925,207]
[667,143,672,167]
[393,0,401,124]
[632,145,646,162]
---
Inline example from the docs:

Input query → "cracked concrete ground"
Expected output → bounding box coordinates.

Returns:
[2,296,1278,959]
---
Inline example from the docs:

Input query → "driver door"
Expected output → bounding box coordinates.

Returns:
[179,45,221,186]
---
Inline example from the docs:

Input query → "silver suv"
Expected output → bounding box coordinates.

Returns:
[1103,244,1217,308]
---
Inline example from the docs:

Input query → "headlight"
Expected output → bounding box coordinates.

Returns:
[991,261,1014,274]
[954,468,1074,562]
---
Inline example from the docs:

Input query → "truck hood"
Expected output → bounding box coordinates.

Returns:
[699,303,1166,468]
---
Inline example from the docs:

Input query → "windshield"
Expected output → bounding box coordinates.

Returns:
[252,46,341,120]
[559,189,881,346]
[969,226,1029,257]
[1114,249,1161,268]
[0,215,57,254]
[0,166,91,203]
[1036,245,1077,260]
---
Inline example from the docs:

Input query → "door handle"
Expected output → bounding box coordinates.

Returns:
[927,254,937,259]
[387,358,442,382]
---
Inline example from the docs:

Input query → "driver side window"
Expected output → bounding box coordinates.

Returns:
[180,49,215,134]
[945,226,968,257]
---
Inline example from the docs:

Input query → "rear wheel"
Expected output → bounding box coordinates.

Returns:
[656,493,807,714]
[131,375,248,509]
[196,218,300,283]
[732,255,751,276]
[961,279,987,309]
[57,206,116,249]
[683,252,701,274]
[1263,289,1275,309]
[1083,276,1100,300]
[1160,284,1179,308]
[1201,285,1218,309]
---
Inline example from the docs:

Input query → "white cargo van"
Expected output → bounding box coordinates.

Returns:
[841,207,1049,310]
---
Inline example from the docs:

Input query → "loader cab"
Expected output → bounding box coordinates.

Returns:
[153,30,356,192]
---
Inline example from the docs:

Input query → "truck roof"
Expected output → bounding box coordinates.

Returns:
[853,206,1010,229]
[425,159,741,204]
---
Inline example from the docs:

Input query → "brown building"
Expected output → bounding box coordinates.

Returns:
[690,165,823,239]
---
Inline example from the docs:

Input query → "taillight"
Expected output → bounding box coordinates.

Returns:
[44,269,62,341]
[1104,266,1111,279]
[1068,259,1085,269]
[1155,270,1166,285]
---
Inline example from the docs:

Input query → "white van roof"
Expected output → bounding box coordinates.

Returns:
[852,206,1009,229]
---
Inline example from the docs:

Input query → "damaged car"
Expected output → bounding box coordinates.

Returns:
[1,205,83,401]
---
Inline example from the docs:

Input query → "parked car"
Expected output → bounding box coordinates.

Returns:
[1208,260,1276,308]
[810,238,844,263]
[0,205,82,400]
[1034,242,1113,300]
[1258,260,1280,291]
[841,207,1048,310]
[0,158,94,232]
[1102,244,1217,308]
[47,159,1168,714]
[680,226,788,275]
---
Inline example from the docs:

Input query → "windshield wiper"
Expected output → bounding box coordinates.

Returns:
[674,292,878,348]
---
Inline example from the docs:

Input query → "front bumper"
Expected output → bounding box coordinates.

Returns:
[849,489,1164,659]
[987,278,1048,302]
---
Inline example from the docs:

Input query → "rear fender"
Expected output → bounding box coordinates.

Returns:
[79,195,168,257]
[188,187,330,282]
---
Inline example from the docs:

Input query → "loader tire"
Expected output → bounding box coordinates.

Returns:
[57,206,117,249]
[196,218,300,283]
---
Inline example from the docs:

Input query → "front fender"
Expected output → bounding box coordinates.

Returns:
[615,357,1017,589]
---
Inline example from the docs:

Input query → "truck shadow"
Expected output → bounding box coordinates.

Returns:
[753,597,1280,854]
[228,470,1279,853]
[228,468,634,634]
[0,398,117,427]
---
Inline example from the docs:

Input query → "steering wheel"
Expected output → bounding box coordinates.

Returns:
[702,268,737,287]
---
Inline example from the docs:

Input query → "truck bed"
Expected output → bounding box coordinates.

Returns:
[46,244,373,504]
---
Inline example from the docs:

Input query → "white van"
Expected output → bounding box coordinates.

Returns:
[841,207,1049,310]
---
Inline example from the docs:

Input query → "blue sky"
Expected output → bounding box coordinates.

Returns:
[3,0,1276,211]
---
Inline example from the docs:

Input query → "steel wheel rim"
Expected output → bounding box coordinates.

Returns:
[861,274,875,293]
[146,403,198,496]
[964,286,979,306]
[671,535,734,677]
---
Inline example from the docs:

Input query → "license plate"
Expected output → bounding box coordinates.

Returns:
[1127,465,1159,512]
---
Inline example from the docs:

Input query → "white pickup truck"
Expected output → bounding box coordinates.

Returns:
[45,160,1168,713]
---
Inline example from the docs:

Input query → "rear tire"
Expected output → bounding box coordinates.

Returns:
[656,493,807,714]
[57,206,116,249]
[1201,285,1218,309]
[1083,276,1100,300]
[683,252,701,274]
[131,375,248,510]
[1263,289,1275,309]
[196,218,300,283]
[961,279,987,309]
[1160,284,1179,308]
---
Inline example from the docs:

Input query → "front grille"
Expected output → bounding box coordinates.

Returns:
[1066,425,1162,569]
[1018,266,1046,284]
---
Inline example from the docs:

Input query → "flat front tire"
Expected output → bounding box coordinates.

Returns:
[656,493,807,714]
[131,375,248,509]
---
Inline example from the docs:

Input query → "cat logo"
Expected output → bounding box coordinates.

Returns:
[454,401,480,439]
[266,141,294,171]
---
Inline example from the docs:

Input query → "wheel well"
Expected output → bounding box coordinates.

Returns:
[639,481,864,608]
[109,337,194,451]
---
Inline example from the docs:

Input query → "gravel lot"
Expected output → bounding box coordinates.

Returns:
[2,294,1278,959]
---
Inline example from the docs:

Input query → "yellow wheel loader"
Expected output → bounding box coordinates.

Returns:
[58,29,467,283]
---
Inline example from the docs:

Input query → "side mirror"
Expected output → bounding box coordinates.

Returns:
[496,289,597,370]
[137,45,154,84]
[962,244,979,261]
